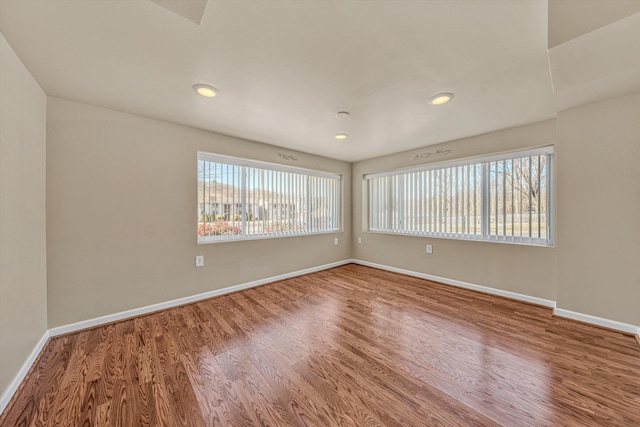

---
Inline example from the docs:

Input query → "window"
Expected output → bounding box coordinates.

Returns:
[197,152,341,243]
[366,147,553,246]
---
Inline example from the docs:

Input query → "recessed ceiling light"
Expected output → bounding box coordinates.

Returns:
[193,83,219,98]
[336,111,350,119]
[430,92,454,105]
[334,133,349,140]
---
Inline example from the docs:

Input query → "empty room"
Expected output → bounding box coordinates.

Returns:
[1,0,639,425]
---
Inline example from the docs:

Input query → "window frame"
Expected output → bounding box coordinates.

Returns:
[364,146,554,247]
[197,152,342,244]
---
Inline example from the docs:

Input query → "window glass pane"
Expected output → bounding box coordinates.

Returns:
[366,148,553,246]
[197,153,341,243]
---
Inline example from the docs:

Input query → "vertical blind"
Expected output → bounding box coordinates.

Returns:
[366,147,553,245]
[198,152,341,242]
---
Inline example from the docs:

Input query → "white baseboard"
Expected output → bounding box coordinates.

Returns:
[350,259,557,308]
[553,308,640,336]
[0,330,50,415]
[350,259,640,338]
[48,259,351,337]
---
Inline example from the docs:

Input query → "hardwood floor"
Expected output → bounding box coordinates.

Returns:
[2,264,639,426]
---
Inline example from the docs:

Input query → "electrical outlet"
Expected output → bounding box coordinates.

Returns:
[358,236,362,244]
[195,255,204,267]
[426,245,433,254]
[334,238,339,245]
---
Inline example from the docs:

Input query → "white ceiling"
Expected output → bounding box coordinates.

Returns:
[1,0,639,162]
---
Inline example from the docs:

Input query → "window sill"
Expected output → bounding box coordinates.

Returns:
[365,230,554,248]
[197,230,341,244]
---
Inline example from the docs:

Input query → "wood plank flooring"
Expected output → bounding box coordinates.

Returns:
[1,263,639,426]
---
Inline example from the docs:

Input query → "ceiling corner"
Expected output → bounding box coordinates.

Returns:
[148,0,209,25]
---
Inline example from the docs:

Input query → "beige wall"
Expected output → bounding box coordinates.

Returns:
[46,97,351,327]
[0,34,48,394]
[556,93,640,326]
[352,120,558,301]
